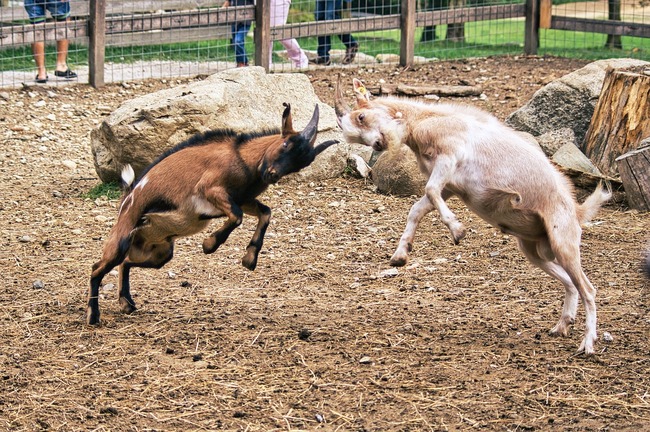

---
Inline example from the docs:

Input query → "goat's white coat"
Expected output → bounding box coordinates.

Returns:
[336,79,611,354]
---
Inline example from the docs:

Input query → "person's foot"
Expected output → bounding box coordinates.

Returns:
[54,68,77,79]
[236,62,249,67]
[343,43,359,64]
[35,74,48,84]
[310,56,331,66]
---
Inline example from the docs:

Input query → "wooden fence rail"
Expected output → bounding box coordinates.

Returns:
[0,0,648,87]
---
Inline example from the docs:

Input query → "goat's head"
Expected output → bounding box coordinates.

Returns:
[261,103,338,183]
[335,76,404,152]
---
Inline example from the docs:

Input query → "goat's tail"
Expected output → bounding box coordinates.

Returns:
[577,181,612,225]
[121,165,136,191]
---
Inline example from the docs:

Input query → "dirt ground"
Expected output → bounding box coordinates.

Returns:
[1,56,649,431]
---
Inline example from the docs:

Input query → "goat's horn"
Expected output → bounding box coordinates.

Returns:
[300,104,320,144]
[334,74,351,118]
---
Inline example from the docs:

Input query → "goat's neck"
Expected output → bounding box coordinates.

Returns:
[237,136,278,175]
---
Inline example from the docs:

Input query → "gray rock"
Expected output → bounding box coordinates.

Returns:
[91,67,358,183]
[506,58,650,149]
[536,128,576,157]
[552,143,602,176]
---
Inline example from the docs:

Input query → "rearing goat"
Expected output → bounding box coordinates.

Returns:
[88,103,337,325]
[335,78,610,355]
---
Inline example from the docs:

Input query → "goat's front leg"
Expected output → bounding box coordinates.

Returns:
[390,196,435,266]
[240,200,272,270]
[202,191,243,254]
[423,156,466,245]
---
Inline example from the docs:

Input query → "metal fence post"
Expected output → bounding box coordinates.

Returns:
[255,0,271,71]
[89,0,106,88]
[524,0,539,55]
[400,0,416,66]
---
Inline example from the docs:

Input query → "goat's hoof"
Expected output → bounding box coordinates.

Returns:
[389,255,407,267]
[241,255,258,271]
[86,308,100,326]
[119,298,137,314]
[549,326,570,338]
[202,237,218,254]
[452,230,466,245]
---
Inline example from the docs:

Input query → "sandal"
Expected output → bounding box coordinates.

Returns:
[54,68,77,79]
[35,74,48,84]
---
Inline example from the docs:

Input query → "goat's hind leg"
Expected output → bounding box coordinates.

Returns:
[240,201,271,271]
[517,238,579,337]
[119,240,175,314]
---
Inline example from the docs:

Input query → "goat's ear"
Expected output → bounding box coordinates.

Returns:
[281,102,295,137]
[352,78,371,107]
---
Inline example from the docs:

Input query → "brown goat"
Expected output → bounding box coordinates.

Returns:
[335,78,611,354]
[88,103,337,325]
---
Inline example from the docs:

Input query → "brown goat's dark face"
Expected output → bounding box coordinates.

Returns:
[260,104,337,183]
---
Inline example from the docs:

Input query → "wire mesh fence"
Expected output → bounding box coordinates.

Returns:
[0,0,648,89]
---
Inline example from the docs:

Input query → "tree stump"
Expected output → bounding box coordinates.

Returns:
[583,65,650,177]
[615,144,650,212]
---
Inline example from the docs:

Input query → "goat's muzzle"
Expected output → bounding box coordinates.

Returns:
[263,168,280,184]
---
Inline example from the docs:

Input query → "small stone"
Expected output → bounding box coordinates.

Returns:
[19,235,31,243]
[32,280,45,289]
[379,268,399,278]
[95,215,108,223]
[602,332,613,342]
[359,356,372,364]
[61,160,77,170]
[34,100,46,108]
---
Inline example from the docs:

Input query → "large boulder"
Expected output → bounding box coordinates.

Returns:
[371,145,426,197]
[91,67,366,183]
[506,58,650,149]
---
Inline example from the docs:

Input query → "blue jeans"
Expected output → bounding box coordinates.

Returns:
[314,0,356,59]
[231,22,251,65]
[24,0,70,23]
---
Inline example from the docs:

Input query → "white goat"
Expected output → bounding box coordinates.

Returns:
[335,78,611,354]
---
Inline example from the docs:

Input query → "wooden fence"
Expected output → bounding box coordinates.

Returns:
[1,0,648,87]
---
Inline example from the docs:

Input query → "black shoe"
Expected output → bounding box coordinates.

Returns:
[343,43,359,64]
[54,68,77,79]
[310,56,331,66]
[35,74,48,84]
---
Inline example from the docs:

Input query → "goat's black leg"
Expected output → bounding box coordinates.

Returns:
[119,240,175,315]
[241,201,272,270]
[88,236,132,325]
[202,197,243,254]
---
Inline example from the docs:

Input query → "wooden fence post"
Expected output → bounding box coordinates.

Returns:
[88,0,106,88]
[400,0,415,67]
[524,0,539,55]
[254,0,271,71]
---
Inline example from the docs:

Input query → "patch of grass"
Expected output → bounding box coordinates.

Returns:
[85,182,122,200]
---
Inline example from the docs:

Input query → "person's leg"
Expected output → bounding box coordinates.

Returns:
[55,38,70,72]
[32,41,48,81]
[50,1,77,77]
[233,22,251,65]
[314,0,335,62]
[24,0,48,81]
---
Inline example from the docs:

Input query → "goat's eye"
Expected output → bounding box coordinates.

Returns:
[358,113,365,123]
[282,141,289,149]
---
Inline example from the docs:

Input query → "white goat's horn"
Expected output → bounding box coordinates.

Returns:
[334,74,351,118]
